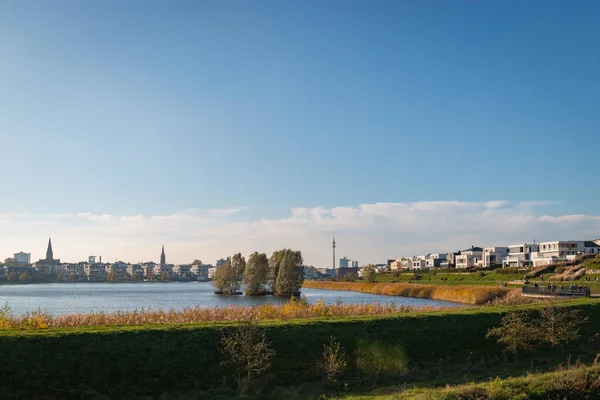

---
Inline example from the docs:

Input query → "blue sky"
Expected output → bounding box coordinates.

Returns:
[0,1,599,265]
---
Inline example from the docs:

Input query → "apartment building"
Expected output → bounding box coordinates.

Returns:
[84,263,107,281]
[191,264,210,281]
[173,264,191,279]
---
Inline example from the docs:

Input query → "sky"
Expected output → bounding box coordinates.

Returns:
[0,1,599,266]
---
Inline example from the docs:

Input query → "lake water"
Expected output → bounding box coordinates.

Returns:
[0,282,460,316]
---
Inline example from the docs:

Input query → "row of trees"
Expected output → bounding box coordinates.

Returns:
[213,249,305,297]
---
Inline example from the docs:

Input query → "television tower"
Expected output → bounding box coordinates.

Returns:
[332,234,336,270]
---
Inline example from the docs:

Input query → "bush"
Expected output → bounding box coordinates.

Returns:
[220,319,275,394]
[316,336,348,382]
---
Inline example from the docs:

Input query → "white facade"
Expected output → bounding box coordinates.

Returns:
[84,263,107,281]
[426,253,447,269]
[173,264,191,278]
[538,241,582,258]
[502,243,539,268]
[14,252,31,265]
[411,257,426,270]
[482,247,509,267]
[191,264,210,280]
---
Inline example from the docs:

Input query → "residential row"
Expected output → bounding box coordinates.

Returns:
[389,239,600,271]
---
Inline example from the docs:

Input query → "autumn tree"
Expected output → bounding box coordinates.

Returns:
[274,249,305,297]
[229,253,246,293]
[243,252,270,295]
[220,319,275,394]
[7,272,18,281]
[213,257,234,293]
[18,271,32,282]
[161,271,168,281]
[57,272,64,282]
[363,264,376,283]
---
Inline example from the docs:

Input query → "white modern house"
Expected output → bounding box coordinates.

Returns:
[412,256,426,270]
[482,247,510,268]
[455,247,483,269]
[425,253,447,269]
[173,264,191,278]
[502,243,539,268]
[191,264,210,280]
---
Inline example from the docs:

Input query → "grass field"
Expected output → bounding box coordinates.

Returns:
[1,298,600,399]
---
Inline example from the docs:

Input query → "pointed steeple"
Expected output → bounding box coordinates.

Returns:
[160,245,166,266]
[46,238,54,261]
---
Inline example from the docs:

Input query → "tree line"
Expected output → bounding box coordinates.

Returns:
[213,249,305,297]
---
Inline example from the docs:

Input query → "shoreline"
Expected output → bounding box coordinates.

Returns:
[302,280,512,305]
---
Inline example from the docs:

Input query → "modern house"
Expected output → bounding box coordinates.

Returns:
[482,247,510,268]
[126,264,145,280]
[502,243,540,268]
[425,253,447,269]
[584,241,600,254]
[455,246,483,269]
[173,264,192,279]
[191,264,210,281]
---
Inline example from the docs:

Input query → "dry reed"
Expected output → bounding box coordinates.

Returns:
[0,298,454,331]
[302,281,512,305]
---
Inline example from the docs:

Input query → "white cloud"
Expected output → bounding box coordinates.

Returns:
[0,200,598,267]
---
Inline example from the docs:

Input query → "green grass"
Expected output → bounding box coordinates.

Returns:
[336,363,600,399]
[2,298,600,399]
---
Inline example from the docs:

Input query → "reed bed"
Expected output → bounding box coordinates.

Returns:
[0,298,454,330]
[302,281,512,305]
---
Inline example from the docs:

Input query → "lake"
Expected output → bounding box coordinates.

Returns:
[0,282,460,315]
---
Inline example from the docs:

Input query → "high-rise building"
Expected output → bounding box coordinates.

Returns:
[89,256,96,264]
[14,252,31,265]
[339,256,350,269]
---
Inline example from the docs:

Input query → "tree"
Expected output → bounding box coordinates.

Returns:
[191,259,203,266]
[243,252,270,295]
[538,304,588,346]
[317,336,348,382]
[68,274,78,282]
[220,319,275,394]
[106,270,118,282]
[149,271,155,281]
[131,273,138,282]
[161,271,168,281]
[274,249,304,297]
[229,253,246,293]
[3,258,18,266]
[363,264,376,283]
[486,311,540,354]
[268,250,284,292]
[18,271,32,282]
[7,272,18,281]
[57,272,64,282]
[213,257,234,293]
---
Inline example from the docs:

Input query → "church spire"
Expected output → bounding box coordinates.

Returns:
[46,237,54,261]
[160,245,166,267]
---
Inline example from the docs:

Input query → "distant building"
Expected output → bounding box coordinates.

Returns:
[303,266,320,280]
[502,243,539,268]
[216,259,226,268]
[84,263,107,281]
[14,252,31,265]
[318,268,336,278]
[425,253,447,269]
[173,264,191,279]
[339,257,350,269]
[34,238,62,275]
[191,264,210,281]
[336,267,358,279]
[455,246,483,269]
[88,256,96,264]
[482,247,510,268]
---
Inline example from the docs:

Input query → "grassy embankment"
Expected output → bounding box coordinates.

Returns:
[338,362,600,399]
[1,298,600,399]
[303,280,512,305]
